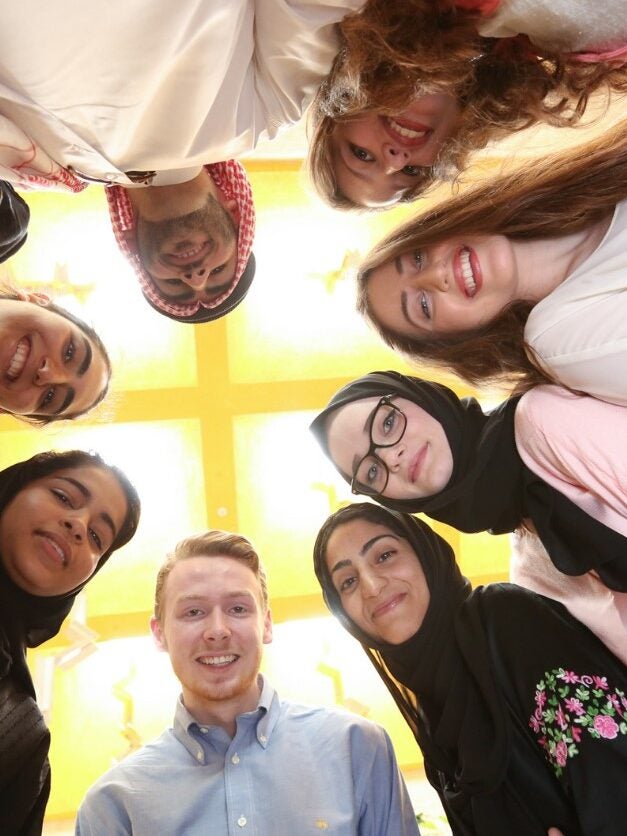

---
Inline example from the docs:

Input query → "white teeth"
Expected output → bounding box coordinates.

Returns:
[460,249,477,297]
[199,655,236,666]
[388,118,427,140]
[6,338,30,380]
[44,536,66,565]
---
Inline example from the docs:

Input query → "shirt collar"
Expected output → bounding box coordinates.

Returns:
[172,675,279,762]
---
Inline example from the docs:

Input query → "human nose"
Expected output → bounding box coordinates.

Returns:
[203,611,231,642]
[382,144,410,174]
[360,568,385,598]
[180,266,208,288]
[62,513,87,544]
[34,356,69,386]
[376,441,404,473]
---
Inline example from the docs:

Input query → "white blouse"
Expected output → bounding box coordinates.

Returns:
[525,201,627,406]
[477,0,627,53]
[0,0,363,187]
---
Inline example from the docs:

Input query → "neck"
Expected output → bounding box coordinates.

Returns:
[182,676,262,739]
[511,211,613,302]
[126,169,219,222]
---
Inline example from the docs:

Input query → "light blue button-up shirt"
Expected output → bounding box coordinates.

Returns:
[76,676,420,836]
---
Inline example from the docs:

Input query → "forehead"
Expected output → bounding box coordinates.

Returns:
[164,556,262,604]
[35,465,127,521]
[326,518,402,567]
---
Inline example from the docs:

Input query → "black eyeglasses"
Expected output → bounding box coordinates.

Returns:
[350,395,407,496]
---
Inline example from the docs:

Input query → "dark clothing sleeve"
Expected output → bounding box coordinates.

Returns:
[0,181,29,262]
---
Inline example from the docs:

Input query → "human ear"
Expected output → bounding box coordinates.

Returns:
[262,608,273,645]
[150,616,167,651]
[22,290,51,306]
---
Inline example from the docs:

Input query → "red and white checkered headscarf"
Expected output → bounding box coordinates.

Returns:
[106,160,255,320]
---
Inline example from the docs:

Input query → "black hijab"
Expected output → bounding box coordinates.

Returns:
[0,182,29,263]
[313,504,590,834]
[0,449,140,689]
[0,450,139,835]
[310,371,627,591]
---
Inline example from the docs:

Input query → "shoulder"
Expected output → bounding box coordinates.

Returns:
[279,699,390,748]
[515,384,578,452]
[82,730,178,796]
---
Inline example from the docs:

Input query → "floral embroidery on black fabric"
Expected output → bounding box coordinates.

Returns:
[529,668,627,776]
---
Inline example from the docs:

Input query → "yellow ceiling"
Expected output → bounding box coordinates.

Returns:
[1,157,514,819]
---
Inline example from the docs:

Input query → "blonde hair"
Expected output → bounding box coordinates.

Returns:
[154,530,268,621]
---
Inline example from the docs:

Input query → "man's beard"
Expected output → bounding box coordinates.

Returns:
[137,193,236,263]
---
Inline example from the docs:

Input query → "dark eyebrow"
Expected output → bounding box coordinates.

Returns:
[52,387,75,416]
[78,338,92,377]
[330,534,400,575]
[56,476,117,538]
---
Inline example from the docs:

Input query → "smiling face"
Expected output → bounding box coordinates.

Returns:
[366,236,522,337]
[331,94,461,207]
[0,466,128,596]
[0,300,109,419]
[326,519,429,644]
[151,556,273,727]
[326,395,453,500]
[137,193,238,306]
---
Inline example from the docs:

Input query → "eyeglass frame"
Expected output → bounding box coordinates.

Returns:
[350,395,408,497]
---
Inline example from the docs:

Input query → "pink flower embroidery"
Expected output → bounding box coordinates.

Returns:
[529,715,541,733]
[556,706,569,731]
[594,715,619,740]
[560,671,579,684]
[555,740,568,767]
[571,727,582,743]
[535,690,547,708]
[592,676,609,690]
[564,698,585,716]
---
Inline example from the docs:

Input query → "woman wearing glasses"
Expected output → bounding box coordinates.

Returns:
[310,371,627,663]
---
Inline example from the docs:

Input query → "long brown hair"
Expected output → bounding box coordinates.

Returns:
[308,0,627,209]
[357,116,627,390]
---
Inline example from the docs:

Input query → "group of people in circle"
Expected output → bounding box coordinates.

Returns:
[1,0,627,833]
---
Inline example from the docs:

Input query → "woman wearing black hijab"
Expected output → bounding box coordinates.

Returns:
[310,371,627,591]
[314,503,627,835]
[0,449,140,834]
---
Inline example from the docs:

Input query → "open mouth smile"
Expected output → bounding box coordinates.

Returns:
[382,116,431,149]
[197,654,238,667]
[454,247,482,298]
[35,531,69,567]
[5,337,31,381]
[161,241,212,267]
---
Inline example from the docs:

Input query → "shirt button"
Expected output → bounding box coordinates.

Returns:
[237,816,247,827]
[196,751,203,762]
[231,753,240,765]
[259,734,267,743]
[199,727,208,734]
[105,173,118,181]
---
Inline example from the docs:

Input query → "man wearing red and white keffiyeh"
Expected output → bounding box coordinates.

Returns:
[106,162,256,323]
[0,0,366,322]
